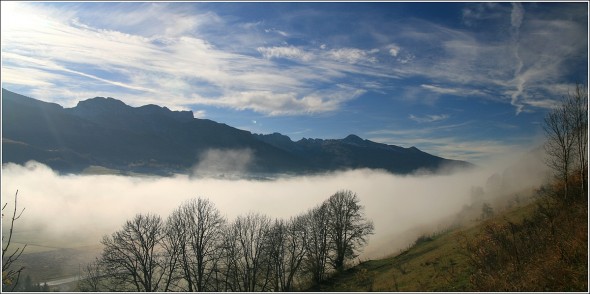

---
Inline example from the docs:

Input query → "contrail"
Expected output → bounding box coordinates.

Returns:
[510,2,525,115]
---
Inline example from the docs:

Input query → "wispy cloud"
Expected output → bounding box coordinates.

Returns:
[390,9,587,111]
[363,117,543,164]
[264,28,289,37]
[1,2,585,119]
[257,46,313,62]
[193,110,207,119]
[509,2,526,114]
[327,48,379,64]
[511,2,524,29]
[388,44,401,57]
[367,135,532,164]
[367,121,471,137]
[409,114,450,123]
[0,3,373,116]
[1,66,56,87]
[420,84,459,95]
[462,2,504,27]
[257,45,381,65]
[191,87,366,116]
[3,52,156,93]
[420,84,487,98]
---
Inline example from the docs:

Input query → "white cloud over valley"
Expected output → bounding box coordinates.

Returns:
[2,158,547,260]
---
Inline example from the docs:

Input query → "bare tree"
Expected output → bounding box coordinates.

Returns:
[267,216,308,291]
[163,206,189,291]
[167,197,226,291]
[160,218,184,291]
[567,83,588,198]
[266,219,287,291]
[86,192,377,291]
[217,224,242,291]
[303,203,330,285]
[229,212,273,291]
[78,259,104,292]
[544,83,589,200]
[544,96,576,200]
[284,216,309,290]
[2,190,27,292]
[99,213,169,292]
[325,190,374,273]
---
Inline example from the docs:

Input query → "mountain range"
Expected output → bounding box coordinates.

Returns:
[1,88,473,176]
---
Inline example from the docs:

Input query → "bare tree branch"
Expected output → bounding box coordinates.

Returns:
[2,190,27,292]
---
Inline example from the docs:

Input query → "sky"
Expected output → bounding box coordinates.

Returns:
[1,1,588,164]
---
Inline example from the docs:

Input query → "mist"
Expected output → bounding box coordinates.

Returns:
[1,149,547,261]
[191,148,254,178]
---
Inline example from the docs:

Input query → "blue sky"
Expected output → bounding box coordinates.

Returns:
[1,1,587,164]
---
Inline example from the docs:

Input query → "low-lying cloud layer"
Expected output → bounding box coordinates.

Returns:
[2,154,547,260]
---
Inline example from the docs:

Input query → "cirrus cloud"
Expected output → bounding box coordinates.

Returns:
[409,114,450,123]
[1,2,377,116]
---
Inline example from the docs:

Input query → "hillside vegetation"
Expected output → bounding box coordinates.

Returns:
[310,175,588,292]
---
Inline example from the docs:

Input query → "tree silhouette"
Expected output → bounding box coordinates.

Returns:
[303,203,330,284]
[2,190,27,292]
[90,191,375,290]
[325,190,374,272]
[544,83,588,200]
[100,213,169,291]
[166,197,226,291]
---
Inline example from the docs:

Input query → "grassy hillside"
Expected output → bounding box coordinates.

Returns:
[310,180,587,292]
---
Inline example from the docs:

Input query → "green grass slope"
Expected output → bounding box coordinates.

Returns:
[310,181,587,292]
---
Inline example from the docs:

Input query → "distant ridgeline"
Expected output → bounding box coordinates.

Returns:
[1,88,473,176]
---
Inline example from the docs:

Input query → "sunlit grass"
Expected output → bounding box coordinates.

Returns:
[313,194,542,291]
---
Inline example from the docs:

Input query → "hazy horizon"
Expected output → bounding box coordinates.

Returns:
[2,144,548,263]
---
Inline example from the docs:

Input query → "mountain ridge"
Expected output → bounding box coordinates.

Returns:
[1,88,474,176]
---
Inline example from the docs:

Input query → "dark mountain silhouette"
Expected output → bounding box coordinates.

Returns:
[254,133,471,174]
[2,88,473,176]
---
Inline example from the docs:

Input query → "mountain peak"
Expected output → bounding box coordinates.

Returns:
[71,97,194,123]
[266,132,293,141]
[343,134,363,142]
[137,104,194,122]
[74,97,130,114]
[342,134,367,146]
[79,96,127,107]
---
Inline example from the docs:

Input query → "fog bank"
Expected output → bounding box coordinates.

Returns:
[1,152,547,259]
